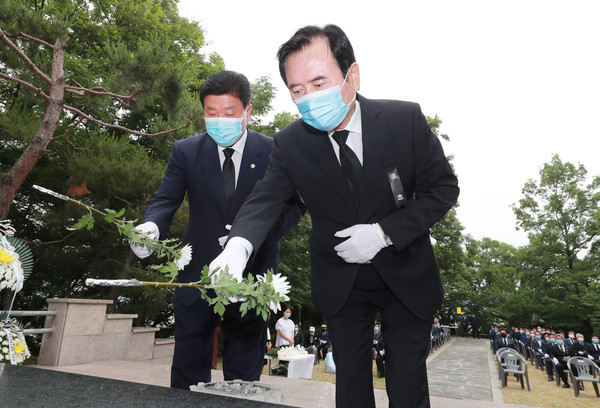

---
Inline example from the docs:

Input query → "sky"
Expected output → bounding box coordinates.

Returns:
[177,0,600,247]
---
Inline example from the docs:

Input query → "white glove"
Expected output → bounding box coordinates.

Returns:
[552,357,559,365]
[379,349,385,356]
[218,225,232,249]
[589,355,594,360]
[544,353,549,359]
[334,223,389,264]
[130,222,159,259]
[209,237,251,302]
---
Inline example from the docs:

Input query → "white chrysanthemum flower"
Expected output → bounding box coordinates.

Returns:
[258,272,291,313]
[175,244,193,270]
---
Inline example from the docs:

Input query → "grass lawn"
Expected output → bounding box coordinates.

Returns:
[497,360,599,408]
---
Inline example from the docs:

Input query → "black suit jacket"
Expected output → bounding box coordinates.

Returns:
[549,343,571,362]
[586,342,600,360]
[142,131,304,306]
[494,336,516,352]
[229,95,459,318]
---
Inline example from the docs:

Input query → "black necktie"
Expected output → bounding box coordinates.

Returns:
[222,148,235,212]
[332,130,362,207]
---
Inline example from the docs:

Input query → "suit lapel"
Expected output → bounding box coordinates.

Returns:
[306,124,357,216]
[230,131,262,217]
[201,136,228,219]
[358,95,385,218]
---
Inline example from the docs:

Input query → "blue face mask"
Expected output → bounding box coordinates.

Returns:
[556,339,564,345]
[284,312,291,318]
[593,338,599,344]
[293,327,298,332]
[549,338,556,343]
[205,110,247,147]
[535,335,541,339]
[294,73,356,131]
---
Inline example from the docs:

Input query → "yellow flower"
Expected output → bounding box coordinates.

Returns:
[14,339,28,355]
[0,249,15,263]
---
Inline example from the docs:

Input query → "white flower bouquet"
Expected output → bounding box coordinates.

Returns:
[0,319,31,364]
[0,244,23,293]
[0,220,34,365]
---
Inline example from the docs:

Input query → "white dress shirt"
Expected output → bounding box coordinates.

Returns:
[328,100,363,165]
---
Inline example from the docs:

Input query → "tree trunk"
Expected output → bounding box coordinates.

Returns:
[0,37,66,219]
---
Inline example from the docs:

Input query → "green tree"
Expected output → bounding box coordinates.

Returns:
[512,154,600,336]
[0,0,224,344]
[426,115,468,322]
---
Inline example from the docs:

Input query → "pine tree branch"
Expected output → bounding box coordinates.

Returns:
[6,31,53,50]
[63,103,190,137]
[51,116,84,141]
[65,83,142,100]
[0,28,53,85]
[0,72,49,101]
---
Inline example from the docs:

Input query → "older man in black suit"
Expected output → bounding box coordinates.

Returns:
[209,24,458,408]
[549,334,571,388]
[586,335,600,365]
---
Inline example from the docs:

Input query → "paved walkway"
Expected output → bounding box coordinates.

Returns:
[35,337,535,407]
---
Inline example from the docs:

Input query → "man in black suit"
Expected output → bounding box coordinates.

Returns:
[542,333,557,381]
[210,24,459,407]
[570,333,588,358]
[293,324,305,347]
[470,314,480,339]
[586,335,600,365]
[549,334,571,388]
[531,331,546,371]
[133,70,303,389]
[494,328,516,352]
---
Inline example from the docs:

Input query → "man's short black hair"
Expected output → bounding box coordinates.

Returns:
[277,24,356,85]
[199,70,251,108]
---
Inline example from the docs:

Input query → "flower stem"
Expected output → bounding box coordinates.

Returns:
[140,281,207,289]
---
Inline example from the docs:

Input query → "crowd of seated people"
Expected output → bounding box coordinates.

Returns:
[490,325,600,391]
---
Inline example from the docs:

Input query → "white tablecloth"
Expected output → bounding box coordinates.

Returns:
[279,354,314,379]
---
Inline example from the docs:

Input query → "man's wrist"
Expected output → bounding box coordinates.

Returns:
[376,223,393,246]
[227,236,254,259]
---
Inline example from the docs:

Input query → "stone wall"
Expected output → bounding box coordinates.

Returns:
[38,298,173,366]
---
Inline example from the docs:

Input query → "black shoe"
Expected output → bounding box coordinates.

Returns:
[548,377,554,381]
[562,383,570,388]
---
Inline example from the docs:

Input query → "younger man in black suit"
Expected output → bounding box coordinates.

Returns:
[132,70,303,389]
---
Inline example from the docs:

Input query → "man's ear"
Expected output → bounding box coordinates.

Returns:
[348,62,360,92]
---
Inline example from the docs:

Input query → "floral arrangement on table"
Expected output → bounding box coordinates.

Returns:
[0,219,33,365]
[32,185,291,321]
[266,344,308,359]
[277,345,308,359]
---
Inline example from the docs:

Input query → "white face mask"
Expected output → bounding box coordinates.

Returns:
[569,334,575,339]
[577,337,583,342]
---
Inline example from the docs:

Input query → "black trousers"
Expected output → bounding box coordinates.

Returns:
[328,265,432,408]
[170,293,267,389]
[555,361,570,384]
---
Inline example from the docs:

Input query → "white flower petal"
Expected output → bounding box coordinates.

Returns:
[175,244,193,270]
